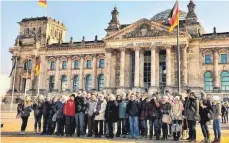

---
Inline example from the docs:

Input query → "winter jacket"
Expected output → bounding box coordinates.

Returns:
[145,99,161,119]
[212,101,222,120]
[33,102,43,116]
[42,101,52,117]
[17,103,32,117]
[105,100,119,122]
[170,101,183,120]
[86,99,97,116]
[139,98,148,120]
[126,100,141,117]
[53,101,64,119]
[185,97,199,121]
[75,96,86,113]
[199,99,212,123]
[94,100,107,120]
[63,99,75,117]
[119,100,128,119]
[160,102,171,115]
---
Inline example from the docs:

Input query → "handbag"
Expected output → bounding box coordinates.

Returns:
[162,114,172,124]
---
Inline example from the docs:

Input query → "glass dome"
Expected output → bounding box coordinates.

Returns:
[151,9,187,22]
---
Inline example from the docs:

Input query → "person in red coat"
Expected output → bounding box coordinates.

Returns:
[63,94,75,137]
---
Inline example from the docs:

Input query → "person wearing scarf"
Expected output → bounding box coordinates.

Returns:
[171,95,183,141]
[41,95,53,135]
[160,95,171,140]
[94,94,107,138]
[32,95,44,133]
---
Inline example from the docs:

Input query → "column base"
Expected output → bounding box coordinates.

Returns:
[213,87,220,92]
[132,87,145,93]
[148,86,158,96]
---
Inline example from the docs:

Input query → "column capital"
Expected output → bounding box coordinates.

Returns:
[92,54,97,58]
[150,44,156,50]
[79,54,85,58]
[105,48,113,53]
[120,47,126,52]
[165,44,172,49]
[213,48,219,54]
[134,47,141,51]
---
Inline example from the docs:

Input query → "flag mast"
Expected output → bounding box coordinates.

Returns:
[10,56,17,111]
[24,59,29,98]
[177,0,181,92]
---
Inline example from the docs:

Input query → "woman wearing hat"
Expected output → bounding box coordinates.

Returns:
[17,96,33,135]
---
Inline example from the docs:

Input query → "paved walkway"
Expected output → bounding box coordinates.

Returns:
[1,118,229,143]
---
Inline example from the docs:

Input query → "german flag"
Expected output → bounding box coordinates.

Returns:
[168,1,179,32]
[35,59,40,76]
[38,0,47,8]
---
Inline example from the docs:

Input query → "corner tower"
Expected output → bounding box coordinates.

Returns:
[105,6,120,36]
[17,16,67,47]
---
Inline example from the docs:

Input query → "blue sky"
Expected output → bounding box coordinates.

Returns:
[1,1,229,75]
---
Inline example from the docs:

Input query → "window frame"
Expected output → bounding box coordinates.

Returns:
[50,61,55,70]
[86,60,92,69]
[62,61,67,69]
[204,71,213,91]
[74,60,79,69]
[205,54,212,64]
[99,59,104,68]
[98,74,104,91]
[73,75,79,91]
[221,71,229,91]
[220,54,228,64]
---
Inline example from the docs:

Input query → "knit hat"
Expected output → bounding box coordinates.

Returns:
[174,96,180,101]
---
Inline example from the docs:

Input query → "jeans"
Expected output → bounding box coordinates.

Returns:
[116,118,127,135]
[65,116,75,136]
[200,121,209,139]
[75,112,85,135]
[34,114,42,130]
[129,116,139,137]
[154,118,162,138]
[141,119,148,136]
[172,120,182,140]
[187,120,196,140]
[94,120,103,136]
[21,116,29,131]
[56,118,64,135]
[213,119,221,139]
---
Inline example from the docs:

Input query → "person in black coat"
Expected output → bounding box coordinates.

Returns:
[199,91,212,143]
[32,95,44,133]
[41,96,53,135]
[75,93,86,136]
[126,93,141,139]
[53,96,65,136]
[105,94,118,138]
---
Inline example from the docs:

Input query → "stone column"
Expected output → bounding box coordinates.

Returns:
[134,48,140,87]
[182,45,188,86]
[79,55,84,90]
[148,45,157,95]
[55,57,60,91]
[67,56,72,91]
[166,45,171,87]
[105,49,112,90]
[213,49,220,89]
[139,49,144,88]
[120,48,126,88]
[92,54,97,90]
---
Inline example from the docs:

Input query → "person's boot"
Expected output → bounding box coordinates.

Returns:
[173,132,176,141]
[34,128,37,133]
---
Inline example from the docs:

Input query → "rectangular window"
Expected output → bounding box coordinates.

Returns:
[50,61,55,70]
[62,61,67,69]
[74,60,79,69]
[86,60,91,68]
[99,59,104,68]
[221,54,227,64]
[205,55,211,64]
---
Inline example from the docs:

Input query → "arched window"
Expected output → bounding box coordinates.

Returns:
[49,76,55,92]
[98,74,104,91]
[73,75,79,91]
[50,61,55,70]
[99,59,104,68]
[204,72,213,91]
[61,75,67,92]
[221,71,229,91]
[85,75,92,91]
[74,60,79,69]
[24,59,32,70]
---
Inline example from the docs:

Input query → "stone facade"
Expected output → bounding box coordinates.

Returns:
[9,1,229,97]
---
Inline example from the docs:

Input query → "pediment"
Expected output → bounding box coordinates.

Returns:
[104,18,187,40]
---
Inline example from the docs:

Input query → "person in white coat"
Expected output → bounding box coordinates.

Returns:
[94,94,107,138]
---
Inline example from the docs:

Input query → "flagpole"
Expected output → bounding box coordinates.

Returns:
[10,56,17,111]
[177,0,181,92]
[24,59,29,98]
[37,72,41,96]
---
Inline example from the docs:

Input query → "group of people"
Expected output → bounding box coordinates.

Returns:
[16,89,229,143]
